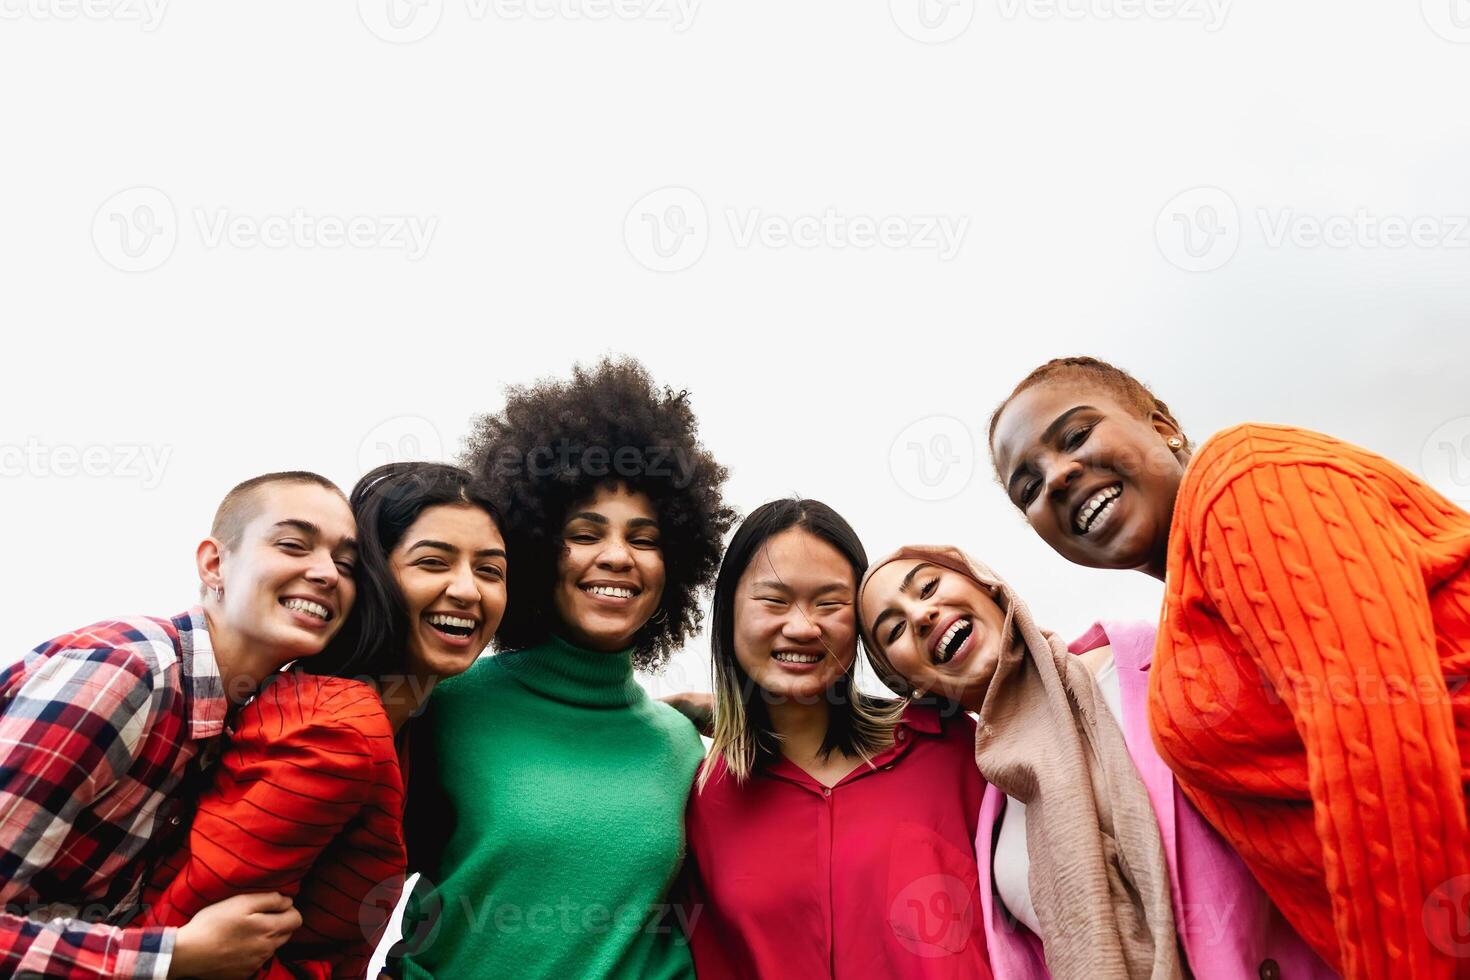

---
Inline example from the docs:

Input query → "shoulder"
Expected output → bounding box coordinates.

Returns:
[13,615,177,712]
[641,696,707,753]
[242,672,393,757]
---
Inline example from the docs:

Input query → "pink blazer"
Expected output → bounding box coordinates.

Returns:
[977,621,1338,980]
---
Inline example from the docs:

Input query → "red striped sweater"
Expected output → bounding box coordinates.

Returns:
[1152,423,1470,979]
[141,671,405,979]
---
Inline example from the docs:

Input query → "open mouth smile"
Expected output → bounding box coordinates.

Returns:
[281,596,334,625]
[1073,483,1122,536]
[931,616,974,665]
[425,612,480,641]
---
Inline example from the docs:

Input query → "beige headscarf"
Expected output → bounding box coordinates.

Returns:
[858,545,1183,980]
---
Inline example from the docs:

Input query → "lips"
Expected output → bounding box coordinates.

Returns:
[580,581,642,602]
[425,611,479,639]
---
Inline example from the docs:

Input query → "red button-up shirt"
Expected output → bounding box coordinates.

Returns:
[682,703,992,980]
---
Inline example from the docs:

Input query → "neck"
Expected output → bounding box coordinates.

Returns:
[766,693,833,763]
[204,606,289,712]
[1143,452,1190,582]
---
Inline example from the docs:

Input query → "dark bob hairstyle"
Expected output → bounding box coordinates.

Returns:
[305,461,503,681]
[461,356,735,670]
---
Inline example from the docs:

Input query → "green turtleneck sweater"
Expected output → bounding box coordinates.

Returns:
[397,635,703,980]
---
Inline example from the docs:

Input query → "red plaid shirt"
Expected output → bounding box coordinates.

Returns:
[1,608,226,979]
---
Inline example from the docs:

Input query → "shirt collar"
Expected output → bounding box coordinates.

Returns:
[173,607,227,740]
[1067,619,1156,672]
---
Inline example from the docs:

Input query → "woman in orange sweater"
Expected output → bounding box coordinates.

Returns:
[987,356,1470,980]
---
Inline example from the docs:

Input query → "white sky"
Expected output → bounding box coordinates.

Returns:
[5,2,1470,970]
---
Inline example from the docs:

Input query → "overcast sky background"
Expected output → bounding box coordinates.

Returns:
[5,1,1470,693]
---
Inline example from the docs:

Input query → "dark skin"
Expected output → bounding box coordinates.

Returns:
[989,382,1191,580]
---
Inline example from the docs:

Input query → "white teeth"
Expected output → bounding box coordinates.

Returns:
[1075,485,1122,533]
[935,619,970,662]
[773,652,822,664]
[428,614,477,630]
[284,598,329,620]
[586,585,636,599]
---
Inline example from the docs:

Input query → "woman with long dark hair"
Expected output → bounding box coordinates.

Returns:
[681,498,991,979]
[394,357,734,980]
[140,463,508,979]
[986,355,1460,979]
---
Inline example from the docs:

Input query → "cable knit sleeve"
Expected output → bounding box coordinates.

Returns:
[1190,450,1470,980]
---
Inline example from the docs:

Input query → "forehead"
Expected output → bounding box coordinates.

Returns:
[403,503,504,547]
[568,482,656,522]
[246,483,355,540]
[740,528,851,586]
[991,382,1134,474]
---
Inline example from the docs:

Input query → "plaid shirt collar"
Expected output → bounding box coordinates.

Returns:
[173,606,227,741]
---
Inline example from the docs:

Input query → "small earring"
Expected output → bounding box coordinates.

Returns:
[214,587,224,600]
[1167,437,1183,450]
[911,688,927,699]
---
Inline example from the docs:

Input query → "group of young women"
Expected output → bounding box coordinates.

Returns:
[152,354,1469,979]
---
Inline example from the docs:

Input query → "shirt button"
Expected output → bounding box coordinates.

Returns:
[1258,959,1280,980]
[896,730,906,741]
[822,787,831,796]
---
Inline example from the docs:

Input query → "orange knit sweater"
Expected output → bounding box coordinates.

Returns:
[1151,423,1470,980]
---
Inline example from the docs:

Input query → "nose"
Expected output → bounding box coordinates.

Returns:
[446,562,479,605]
[914,603,941,640]
[782,609,821,643]
[595,537,634,571]
[1041,452,1083,501]
[305,548,340,589]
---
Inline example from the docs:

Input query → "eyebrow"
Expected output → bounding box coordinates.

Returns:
[1003,405,1096,498]
[751,580,851,595]
[408,540,508,559]
[272,519,357,552]
[868,562,934,642]
[565,512,660,530]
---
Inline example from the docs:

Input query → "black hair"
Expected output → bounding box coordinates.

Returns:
[462,356,735,670]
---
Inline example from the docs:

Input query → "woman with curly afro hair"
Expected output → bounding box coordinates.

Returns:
[393,356,734,980]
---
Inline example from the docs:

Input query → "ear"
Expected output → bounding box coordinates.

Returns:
[197,537,225,596]
[1148,410,1185,446]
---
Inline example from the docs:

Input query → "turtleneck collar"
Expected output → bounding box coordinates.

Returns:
[496,633,646,708]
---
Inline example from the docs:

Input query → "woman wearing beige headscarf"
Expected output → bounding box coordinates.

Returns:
[859,545,1337,980]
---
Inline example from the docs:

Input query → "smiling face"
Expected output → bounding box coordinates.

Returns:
[210,482,358,663]
[553,482,665,652]
[389,503,508,680]
[860,559,1008,709]
[990,382,1188,577]
[731,527,858,702]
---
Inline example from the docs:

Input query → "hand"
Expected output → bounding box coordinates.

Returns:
[660,691,714,737]
[168,892,302,979]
